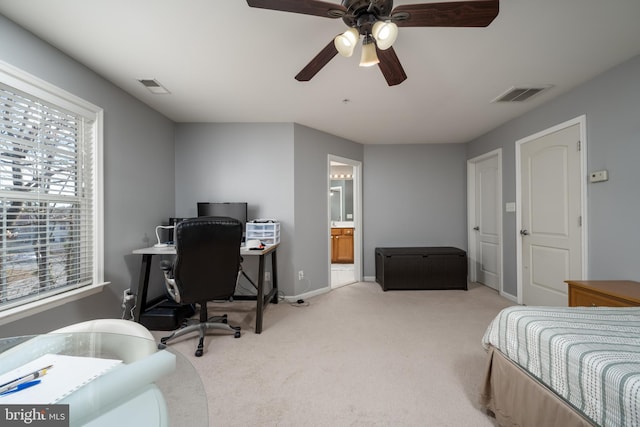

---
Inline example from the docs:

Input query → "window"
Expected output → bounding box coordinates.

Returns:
[0,62,104,321]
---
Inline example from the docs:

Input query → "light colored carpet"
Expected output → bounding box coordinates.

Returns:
[152,281,513,426]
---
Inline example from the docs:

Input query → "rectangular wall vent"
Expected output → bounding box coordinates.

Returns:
[138,78,170,94]
[492,85,551,103]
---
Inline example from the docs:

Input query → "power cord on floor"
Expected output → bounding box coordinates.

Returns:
[277,290,310,307]
[289,298,309,307]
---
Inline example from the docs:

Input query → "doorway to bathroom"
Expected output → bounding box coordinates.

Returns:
[328,155,362,288]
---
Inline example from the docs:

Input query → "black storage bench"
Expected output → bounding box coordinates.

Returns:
[375,247,468,291]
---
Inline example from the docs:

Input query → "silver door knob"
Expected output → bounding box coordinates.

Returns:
[520,229,529,236]
[473,226,480,231]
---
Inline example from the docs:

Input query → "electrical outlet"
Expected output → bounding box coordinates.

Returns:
[298,270,304,280]
[264,272,271,282]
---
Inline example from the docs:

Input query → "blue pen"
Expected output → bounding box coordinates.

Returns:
[0,364,52,395]
[0,379,41,396]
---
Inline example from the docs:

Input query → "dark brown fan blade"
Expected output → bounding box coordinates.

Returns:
[377,47,407,86]
[246,0,347,19]
[392,0,499,27]
[295,39,339,82]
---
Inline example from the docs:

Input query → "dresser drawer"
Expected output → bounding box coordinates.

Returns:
[569,287,637,307]
[567,280,640,307]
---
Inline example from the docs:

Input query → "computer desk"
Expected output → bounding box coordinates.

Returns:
[131,244,279,334]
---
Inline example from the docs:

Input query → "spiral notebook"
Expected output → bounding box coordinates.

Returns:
[0,353,122,404]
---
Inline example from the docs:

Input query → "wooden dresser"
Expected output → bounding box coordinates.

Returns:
[566,280,640,307]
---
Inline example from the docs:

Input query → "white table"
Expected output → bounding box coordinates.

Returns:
[131,244,279,333]
[0,332,207,427]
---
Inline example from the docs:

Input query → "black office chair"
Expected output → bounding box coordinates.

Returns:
[158,216,242,357]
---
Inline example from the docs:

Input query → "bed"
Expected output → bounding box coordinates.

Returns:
[481,305,640,427]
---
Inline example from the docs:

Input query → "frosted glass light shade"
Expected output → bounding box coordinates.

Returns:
[372,21,398,50]
[334,28,359,57]
[359,42,379,67]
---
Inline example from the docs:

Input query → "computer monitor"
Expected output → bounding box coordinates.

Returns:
[196,202,248,237]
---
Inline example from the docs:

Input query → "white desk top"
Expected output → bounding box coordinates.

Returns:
[132,243,278,256]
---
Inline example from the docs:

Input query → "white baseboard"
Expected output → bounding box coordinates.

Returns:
[281,278,379,302]
[282,286,331,303]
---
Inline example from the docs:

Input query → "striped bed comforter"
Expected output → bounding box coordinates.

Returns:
[482,306,640,427]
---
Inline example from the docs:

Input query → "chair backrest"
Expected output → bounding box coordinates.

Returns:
[173,216,243,304]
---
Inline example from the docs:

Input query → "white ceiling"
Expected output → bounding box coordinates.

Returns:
[1,0,639,145]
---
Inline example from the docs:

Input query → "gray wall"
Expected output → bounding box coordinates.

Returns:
[4,9,637,335]
[0,15,175,336]
[173,122,295,295]
[362,144,468,277]
[293,124,363,294]
[173,122,364,296]
[467,54,640,297]
[174,123,468,295]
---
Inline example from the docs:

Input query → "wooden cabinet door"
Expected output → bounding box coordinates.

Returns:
[334,228,354,263]
[330,228,340,263]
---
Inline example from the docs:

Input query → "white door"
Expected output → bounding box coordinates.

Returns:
[518,120,584,306]
[328,156,362,288]
[473,154,501,290]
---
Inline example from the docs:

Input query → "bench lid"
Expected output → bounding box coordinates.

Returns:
[375,247,466,256]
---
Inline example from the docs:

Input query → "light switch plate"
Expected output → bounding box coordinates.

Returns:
[505,202,516,212]
[589,170,609,183]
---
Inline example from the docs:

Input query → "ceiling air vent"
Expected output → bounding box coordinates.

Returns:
[138,78,170,94]
[492,85,552,103]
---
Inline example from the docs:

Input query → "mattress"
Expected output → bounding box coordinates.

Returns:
[482,306,640,426]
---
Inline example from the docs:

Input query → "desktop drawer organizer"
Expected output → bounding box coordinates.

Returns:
[246,221,280,246]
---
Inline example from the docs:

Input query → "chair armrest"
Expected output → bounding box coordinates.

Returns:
[160,260,173,274]
[160,261,181,303]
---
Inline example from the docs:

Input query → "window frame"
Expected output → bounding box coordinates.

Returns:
[0,60,106,326]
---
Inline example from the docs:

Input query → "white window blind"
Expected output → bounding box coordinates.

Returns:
[0,76,100,312]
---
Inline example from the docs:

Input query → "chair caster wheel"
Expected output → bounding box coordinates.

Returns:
[157,343,166,350]
[234,331,241,338]
[195,349,203,357]
[222,318,228,324]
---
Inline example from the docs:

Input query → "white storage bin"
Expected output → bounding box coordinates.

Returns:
[246,222,280,246]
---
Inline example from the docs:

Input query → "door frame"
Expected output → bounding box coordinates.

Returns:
[467,148,503,294]
[515,115,588,304]
[327,155,362,286]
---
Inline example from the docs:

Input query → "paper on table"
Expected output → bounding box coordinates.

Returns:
[0,353,121,404]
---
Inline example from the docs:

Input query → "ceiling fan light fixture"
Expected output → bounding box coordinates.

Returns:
[359,36,379,67]
[334,27,359,57]
[372,20,398,50]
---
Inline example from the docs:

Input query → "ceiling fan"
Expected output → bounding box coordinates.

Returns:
[246,0,499,86]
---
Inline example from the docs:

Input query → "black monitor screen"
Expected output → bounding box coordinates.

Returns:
[197,202,248,232]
